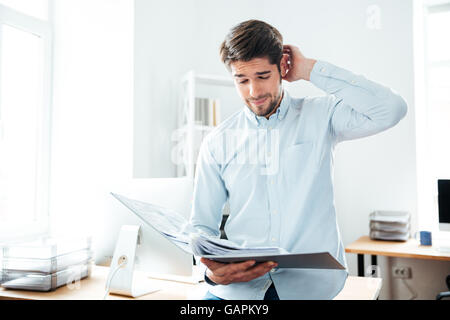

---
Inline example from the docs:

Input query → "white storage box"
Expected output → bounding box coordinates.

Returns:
[1,262,92,292]
[1,236,91,260]
[369,211,410,241]
[1,236,92,274]
[1,249,92,274]
[369,211,410,224]
[369,230,409,242]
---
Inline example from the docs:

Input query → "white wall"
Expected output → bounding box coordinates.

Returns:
[50,0,134,242]
[134,0,196,178]
[133,0,450,299]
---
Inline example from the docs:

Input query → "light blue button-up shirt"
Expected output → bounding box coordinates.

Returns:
[190,60,407,300]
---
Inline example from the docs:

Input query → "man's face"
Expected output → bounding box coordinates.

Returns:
[230,57,284,118]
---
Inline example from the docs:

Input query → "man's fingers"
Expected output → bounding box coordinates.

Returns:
[225,260,256,274]
[203,260,278,285]
[200,258,226,271]
[249,261,277,275]
[232,261,276,281]
[201,258,256,274]
[214,260,256,277]
[232,261,278,283]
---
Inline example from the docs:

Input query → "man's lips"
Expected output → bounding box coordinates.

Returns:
[251,97,268,106]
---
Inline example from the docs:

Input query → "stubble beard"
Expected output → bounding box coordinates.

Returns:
[247,87,283,118]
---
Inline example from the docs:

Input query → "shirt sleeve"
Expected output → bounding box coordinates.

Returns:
[189,137,228,238]
[309,60,408,144]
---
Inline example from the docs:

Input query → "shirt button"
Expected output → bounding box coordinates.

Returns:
[351,80,356,84]
[271,238,276,242]
[320,67,326,72]
[270,268,276,273]
[272,210,277,215]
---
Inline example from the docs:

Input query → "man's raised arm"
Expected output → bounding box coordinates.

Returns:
[283,44,407,143]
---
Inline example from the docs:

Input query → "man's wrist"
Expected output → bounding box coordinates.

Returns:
[301,58,317,81]
[204,269,217,286]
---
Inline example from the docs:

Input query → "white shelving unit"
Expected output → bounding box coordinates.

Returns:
[175,70,234,179]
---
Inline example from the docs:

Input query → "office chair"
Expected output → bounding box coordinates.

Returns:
[436,275,450,300]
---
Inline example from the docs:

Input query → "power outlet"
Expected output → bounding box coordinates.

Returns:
[392,266,412,279]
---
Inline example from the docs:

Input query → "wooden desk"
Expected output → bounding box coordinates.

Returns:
[345,236,450,276]
[0,265,382,300]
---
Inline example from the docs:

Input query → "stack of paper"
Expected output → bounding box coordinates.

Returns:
[190,233,286,257]
[369,211,410,241]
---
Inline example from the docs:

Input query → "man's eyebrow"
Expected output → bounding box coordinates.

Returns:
[233,70,271,78]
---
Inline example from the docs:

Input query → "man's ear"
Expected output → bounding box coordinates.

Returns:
[280,54,290,77]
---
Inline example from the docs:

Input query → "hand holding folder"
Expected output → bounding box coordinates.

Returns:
[190,233,345,269]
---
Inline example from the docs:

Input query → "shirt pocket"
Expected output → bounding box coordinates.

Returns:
[281,142,314,185]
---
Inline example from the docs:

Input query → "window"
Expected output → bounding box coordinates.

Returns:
[0,2,53,242]
[415,2,450,231]
[426,6,450,177]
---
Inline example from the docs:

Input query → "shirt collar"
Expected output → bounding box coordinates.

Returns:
[244,89,291,126]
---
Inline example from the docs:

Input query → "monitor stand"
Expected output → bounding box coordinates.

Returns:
[106,225,160,298]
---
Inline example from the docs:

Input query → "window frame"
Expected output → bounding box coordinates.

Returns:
[0,2,53,243]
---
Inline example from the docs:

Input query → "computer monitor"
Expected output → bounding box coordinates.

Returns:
[437,179,450,232]
[93,177,202,282]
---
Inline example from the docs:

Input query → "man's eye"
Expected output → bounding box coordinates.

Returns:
[239,76,268,84]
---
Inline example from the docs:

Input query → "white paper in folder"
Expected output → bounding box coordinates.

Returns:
[110,193,345,270]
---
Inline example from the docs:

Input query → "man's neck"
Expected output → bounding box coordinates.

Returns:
[264,90,284,119]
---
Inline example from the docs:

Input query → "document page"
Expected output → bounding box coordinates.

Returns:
[111,193,285,256]
[189,233,287,256]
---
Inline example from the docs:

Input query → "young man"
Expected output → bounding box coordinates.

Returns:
[189,20,407,300]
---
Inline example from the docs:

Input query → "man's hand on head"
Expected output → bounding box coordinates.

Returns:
[282,44,317,82]
[200,258,277,285]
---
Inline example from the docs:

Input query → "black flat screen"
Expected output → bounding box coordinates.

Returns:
[438,180,450,223]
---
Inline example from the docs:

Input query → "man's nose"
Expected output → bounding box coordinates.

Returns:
[249,82,263,99]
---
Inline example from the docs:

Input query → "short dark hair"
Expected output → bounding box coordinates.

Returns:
[220,20,283,71]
